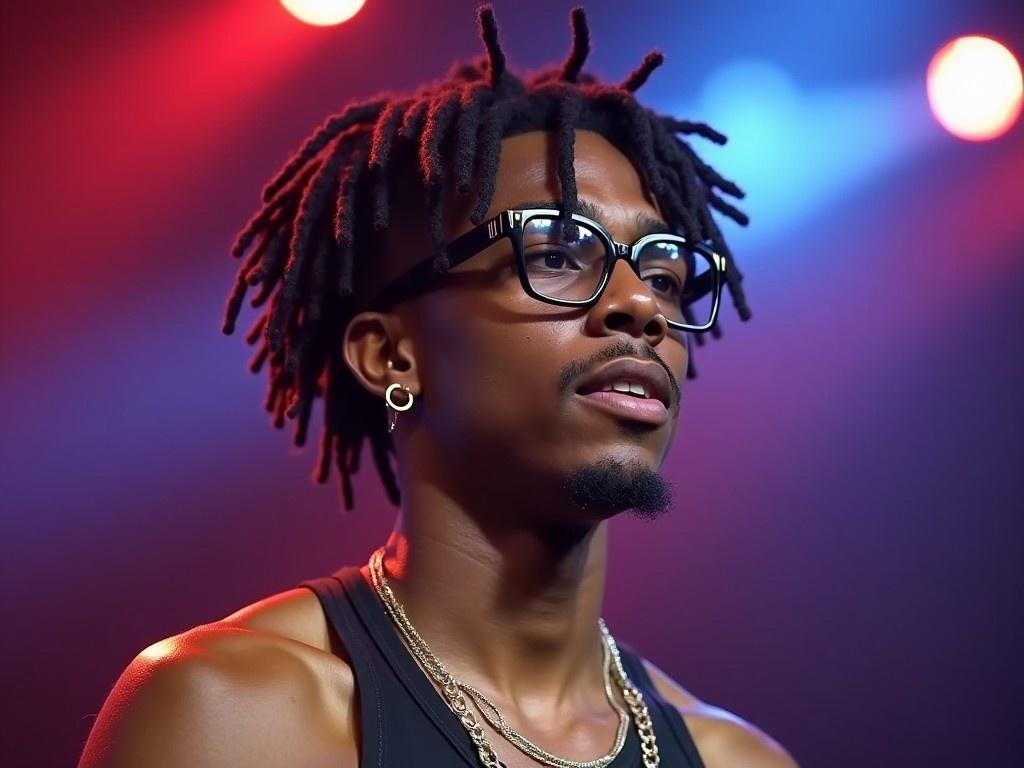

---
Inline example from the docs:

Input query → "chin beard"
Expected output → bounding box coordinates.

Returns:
[564,458,673,521]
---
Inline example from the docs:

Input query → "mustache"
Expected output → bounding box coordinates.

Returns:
[558,338,682,407]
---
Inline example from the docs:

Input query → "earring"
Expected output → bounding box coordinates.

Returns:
[385,382,414,434]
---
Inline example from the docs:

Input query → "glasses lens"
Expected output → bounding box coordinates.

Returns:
[636,239,717,328]
[522,216,607,301]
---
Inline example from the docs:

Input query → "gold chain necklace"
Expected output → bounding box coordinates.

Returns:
[457,635,629,768]
[368,548,660,768]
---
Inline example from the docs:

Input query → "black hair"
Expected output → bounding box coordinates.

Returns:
[221,5,750,511]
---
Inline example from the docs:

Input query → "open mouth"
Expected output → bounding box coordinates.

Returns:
[572,357,674,425]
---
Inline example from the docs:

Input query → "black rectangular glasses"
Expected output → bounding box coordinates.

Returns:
[372,208,727,333]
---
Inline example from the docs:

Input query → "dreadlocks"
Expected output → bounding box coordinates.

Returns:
[221,5,750,511]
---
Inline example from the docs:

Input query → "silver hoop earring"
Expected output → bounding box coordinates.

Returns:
[385,383,414,434]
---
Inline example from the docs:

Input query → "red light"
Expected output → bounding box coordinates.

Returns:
[280,0,366,27]
[927,35,1023,142]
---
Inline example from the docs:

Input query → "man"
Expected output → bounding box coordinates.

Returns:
[79,6,796,767]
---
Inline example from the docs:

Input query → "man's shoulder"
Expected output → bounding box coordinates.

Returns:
[140,585,354,709]
[640,657,799,768]
[78,589,357,767]
[144,587,359,727]
[138,613,345,689]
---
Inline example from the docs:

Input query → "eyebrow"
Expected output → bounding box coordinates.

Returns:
[510,199,673,240]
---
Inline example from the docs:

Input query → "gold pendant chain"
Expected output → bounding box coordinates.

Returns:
[368,548,660,768]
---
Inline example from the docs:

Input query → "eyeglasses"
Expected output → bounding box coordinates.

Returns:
[371,208,727,333]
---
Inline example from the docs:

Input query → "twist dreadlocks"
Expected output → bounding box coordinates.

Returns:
[222,5,750,511]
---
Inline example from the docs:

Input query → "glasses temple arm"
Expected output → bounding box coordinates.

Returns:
[446,211,510,267]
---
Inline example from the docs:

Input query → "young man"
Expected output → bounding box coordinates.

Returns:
[79,7,796,767]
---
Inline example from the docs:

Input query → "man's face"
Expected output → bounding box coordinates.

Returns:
[389,130,687,522]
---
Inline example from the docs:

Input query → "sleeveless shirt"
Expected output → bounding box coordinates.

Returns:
[298,566,705,768]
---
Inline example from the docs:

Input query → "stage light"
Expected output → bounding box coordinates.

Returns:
[280,0,366,27]
[927,35,1022,142]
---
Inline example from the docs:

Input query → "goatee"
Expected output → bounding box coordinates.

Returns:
[564,458,673,521]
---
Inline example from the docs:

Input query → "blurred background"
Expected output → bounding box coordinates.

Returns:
[2,1,1022,765]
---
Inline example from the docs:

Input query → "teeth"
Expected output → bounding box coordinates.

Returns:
[601,381,648,397]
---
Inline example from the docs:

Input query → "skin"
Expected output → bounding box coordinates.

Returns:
[78,130,797,768]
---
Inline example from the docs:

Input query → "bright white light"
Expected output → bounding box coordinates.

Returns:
[280,0,366,27]
[927,35,1023,141]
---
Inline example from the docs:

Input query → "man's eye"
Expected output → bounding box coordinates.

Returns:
[645,273,682,296]
[526,248,579,270]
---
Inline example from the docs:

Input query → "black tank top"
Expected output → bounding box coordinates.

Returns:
[298,566,705,767]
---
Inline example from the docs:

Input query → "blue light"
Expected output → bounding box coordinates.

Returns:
[669,60,942,247]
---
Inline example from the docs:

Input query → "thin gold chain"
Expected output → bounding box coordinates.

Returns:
[368,547,660,768]
[457,635,629,768]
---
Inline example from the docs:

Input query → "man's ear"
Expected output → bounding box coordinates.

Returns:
[342,311,420,399]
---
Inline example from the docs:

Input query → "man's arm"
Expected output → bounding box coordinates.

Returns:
[78,626,357,768]
[642,658,799,768]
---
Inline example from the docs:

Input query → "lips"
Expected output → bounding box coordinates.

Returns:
[572,358,675,426]
[575,389,669,425]
[574,358,673,409]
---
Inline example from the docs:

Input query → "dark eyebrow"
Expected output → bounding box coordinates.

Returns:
[509,198,673,239]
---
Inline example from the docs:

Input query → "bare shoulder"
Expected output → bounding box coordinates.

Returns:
[641,658,799,768]
[79,588,356,768]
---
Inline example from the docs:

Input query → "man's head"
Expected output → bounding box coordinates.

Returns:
[222,6,750,519]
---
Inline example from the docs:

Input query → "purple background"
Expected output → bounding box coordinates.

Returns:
[2,1,1022,765]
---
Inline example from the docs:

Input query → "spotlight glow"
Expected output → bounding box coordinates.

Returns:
[927,35,1022,141]
[280,0,366,27]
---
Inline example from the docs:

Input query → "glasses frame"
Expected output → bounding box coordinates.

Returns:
[371,208,727,333]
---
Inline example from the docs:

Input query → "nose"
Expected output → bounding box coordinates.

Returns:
[584,258,669,344]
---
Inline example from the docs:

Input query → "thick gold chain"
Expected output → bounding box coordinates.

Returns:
[368,548,659,768]
[601,622,660,768]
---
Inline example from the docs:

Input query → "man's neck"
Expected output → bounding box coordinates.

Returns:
[364,482,610,712]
